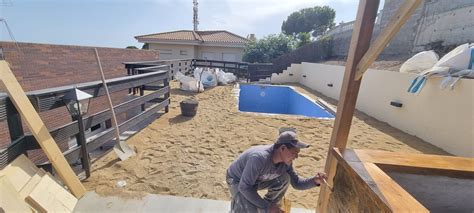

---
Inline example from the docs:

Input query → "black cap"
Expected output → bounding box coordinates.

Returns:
[275,131,309,148]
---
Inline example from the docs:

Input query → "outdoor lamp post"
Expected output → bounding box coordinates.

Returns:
[63,88,93,178]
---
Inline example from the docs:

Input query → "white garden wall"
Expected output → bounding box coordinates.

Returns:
[271,63,474,157]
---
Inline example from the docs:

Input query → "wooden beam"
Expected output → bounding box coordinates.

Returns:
[354,0,422,80]
[0,61,86,198]
[0,176,32,212]
[316,0,380,212]
[351,149,474,172]
[363,162,428,212]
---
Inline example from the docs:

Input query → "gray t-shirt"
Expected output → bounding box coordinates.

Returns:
[227,144,317,209]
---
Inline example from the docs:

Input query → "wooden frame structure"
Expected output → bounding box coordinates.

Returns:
[317,0,423,211]
[328,148,473,212]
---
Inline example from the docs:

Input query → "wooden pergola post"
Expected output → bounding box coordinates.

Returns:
[317,0,422,212]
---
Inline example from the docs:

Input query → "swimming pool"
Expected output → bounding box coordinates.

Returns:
[238,84,335,119]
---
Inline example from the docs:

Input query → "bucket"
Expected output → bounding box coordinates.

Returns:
[180,99,199,117]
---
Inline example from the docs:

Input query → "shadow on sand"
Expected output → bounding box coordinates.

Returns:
[169,114,194,124]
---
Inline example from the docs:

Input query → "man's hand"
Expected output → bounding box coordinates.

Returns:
[268,203,284,213]
[314,172,328,185]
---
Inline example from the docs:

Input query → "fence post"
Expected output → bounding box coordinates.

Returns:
[164,79,169,113]
[6,98,24,142]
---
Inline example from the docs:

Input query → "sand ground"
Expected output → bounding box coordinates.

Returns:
[83,81,448,209]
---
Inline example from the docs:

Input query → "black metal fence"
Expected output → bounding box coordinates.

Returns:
[190,59,274,82]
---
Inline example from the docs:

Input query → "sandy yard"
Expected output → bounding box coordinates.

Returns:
[83,81,448,209]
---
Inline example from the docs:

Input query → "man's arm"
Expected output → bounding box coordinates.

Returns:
[287,166,319,190]
[238,155,271,209]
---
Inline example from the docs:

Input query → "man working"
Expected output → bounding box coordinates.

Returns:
[226,131,327,213]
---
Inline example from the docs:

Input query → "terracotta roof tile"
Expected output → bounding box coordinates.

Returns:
[135,30,249,45]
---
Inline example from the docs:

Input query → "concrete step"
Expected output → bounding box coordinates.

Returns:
[74,191,314,213]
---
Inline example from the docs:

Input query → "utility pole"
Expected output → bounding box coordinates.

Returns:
[193,0,199,31]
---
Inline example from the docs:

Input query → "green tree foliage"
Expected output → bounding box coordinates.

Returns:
[142,43,149,49]
[296,32,311,48]
[242,34,297,63]
[126,46,138,49]
[282,6,335,37]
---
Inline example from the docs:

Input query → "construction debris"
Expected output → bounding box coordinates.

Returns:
[0,155,78,212]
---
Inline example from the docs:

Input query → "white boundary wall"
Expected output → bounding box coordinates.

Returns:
[271,63,474,157]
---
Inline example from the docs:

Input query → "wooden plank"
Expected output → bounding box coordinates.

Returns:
[352,149,474,172]
[25,174,78,212]
[363,162,428,212]
[0,176,33,213]
[0,154,38,191]
[354,0,422,80]
[317,0,380,212]
[0,61,86,198]
[19,169,46,199]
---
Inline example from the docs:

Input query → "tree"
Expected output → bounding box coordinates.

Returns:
[296,32,311,48]
[282,6,335,37]
[126,46,138,49]
[242,34,297,63]
[142,43,149,49]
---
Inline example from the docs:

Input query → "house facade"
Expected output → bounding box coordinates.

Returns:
[135,30,250,62]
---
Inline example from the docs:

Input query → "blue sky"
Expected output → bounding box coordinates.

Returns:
[0,0,384,49]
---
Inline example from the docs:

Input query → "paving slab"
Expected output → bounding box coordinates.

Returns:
[74,191,314,213]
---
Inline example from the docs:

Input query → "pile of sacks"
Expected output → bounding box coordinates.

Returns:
[400,43,474,93]
[174,67,237,92]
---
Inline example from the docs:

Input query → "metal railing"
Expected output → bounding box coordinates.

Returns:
[0,66,170,175]
[126,59,276,82]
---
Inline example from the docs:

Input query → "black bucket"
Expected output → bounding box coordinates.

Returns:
[180,99,199,117]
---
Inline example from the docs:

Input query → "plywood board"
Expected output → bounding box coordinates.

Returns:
[25,174,78,212]
[19,169,46,199]
[0,176,32,212]
[0,154,38,191]
[0,61,86,198]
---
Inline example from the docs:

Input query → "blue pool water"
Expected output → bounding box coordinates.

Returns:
[238,84,335,118]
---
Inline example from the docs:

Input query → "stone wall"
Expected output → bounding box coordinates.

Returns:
[330,0,474,57]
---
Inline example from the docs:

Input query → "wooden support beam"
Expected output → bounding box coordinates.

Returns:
[316,0,380,212]
[354,0,422,80]
[0,61,86,198]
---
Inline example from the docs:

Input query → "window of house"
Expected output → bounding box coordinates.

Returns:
[180,50,188,55]
[158,49,172,55]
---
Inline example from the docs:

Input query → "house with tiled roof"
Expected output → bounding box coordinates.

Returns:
[135,30,250,62]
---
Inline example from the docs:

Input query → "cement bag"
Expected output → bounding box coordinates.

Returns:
[400,50,439,73]
[200,70,218,88]
[193,67,203,79]
[433,43,471,71]
[216,69,237,85]
[193,67,217,87]
[175,71,204,92]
